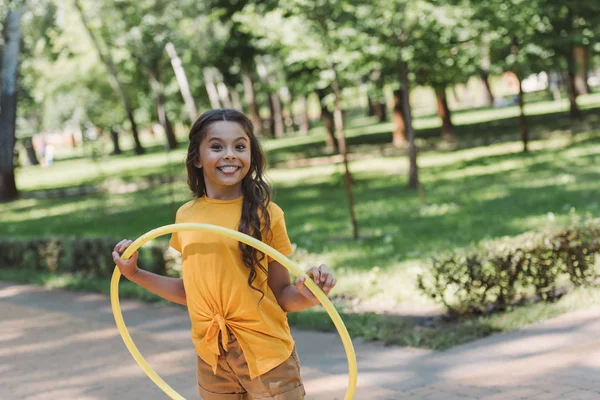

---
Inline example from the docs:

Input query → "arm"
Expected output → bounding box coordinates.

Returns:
[113,239,187,306]
[268,261,336,313]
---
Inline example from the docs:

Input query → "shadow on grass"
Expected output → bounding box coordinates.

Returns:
[275,136,600,269]
[4,132,599,274]
[266,106,600,165]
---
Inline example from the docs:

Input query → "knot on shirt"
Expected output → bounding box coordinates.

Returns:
[203,314,229,356]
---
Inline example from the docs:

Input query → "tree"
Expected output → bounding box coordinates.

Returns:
[410,6,478,140]
[21,1,129,155]
[165,41,197,123]
[467,0,552,152]
[99,0,181,150]
[350,0,424,189]
[250,1,361,238]
[203,0,275,134]
[537,1,600,118]
[73,0,145,154]
[0,3,23,201]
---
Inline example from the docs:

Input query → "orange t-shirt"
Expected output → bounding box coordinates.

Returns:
[169,196,295,379]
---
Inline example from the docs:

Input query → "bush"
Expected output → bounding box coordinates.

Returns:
[418,219,600,316]
[0,237,179,278]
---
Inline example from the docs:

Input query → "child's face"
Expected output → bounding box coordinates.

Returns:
[196,121,252,197]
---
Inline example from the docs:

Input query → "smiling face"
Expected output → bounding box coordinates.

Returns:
[195,121,252,199]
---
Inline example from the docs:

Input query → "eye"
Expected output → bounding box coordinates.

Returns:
[210,144,222,150]
[235,144,246,150]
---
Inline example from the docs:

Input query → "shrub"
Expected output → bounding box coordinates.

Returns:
[0,237,175,278]
[418,219,600,316]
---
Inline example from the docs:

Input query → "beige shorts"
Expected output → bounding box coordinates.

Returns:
[196,332,305,400]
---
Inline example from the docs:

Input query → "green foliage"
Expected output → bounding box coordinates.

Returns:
[0,237,179,278]
[418,219,600,316]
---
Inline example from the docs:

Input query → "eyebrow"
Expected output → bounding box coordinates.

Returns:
[208,136,248,142]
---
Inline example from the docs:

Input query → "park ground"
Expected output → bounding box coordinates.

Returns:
[2,281,600,399]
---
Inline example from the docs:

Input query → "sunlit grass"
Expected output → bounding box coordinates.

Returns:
[4,110,600,349]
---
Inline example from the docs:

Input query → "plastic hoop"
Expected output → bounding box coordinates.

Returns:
[110,223,357,400]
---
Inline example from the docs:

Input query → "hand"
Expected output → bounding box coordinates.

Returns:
[112,239,139,280]
[294,264,337,304]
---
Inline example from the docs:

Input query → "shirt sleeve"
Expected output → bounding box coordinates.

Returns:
[169,209,182,253]
[267,211,294,263]
[169,232,182,253]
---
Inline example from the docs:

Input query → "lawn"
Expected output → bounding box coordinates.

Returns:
[3,94,600,349]
[5,130,600,303]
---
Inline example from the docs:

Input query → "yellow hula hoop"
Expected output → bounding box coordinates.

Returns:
[110,223,358,400]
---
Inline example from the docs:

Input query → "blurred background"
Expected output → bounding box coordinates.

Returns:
[1,0,600,348]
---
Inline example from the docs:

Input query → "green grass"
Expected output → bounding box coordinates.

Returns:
[21,92,600,191]
[264,92,600,165]
[5,131,600,303]
[4,96,600,349]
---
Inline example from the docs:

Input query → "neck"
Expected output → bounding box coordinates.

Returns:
[204,184,243,200]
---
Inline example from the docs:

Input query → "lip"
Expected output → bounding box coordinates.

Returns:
[217,166,241,174]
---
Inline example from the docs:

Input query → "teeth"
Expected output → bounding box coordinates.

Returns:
[219,166,238,172]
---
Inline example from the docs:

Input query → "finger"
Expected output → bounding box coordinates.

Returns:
[112,251,123,265]
[318,264,328,282]
[114,240,126,252]
[323,274,334,291]
[120,240,132,252]
[295,277,313,298]
[309,267,320,283]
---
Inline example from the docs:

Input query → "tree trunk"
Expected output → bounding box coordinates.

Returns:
[330,66,359,240]
[203,68,221,109]
[265,96,275,139]
[22,138,40,165]
[435,86,455,140]
[281,90,295,135]
[480,72,495,107]
[561,7,582,120]
[401,62,419,191]
[216,81,232,109]
[374,102,387,122]
[565,70,582,119]
[374,72,387,122]
[511,39,528,152]
[516,75,529,153]
[110,128,122,155]
[316,88,337,152]
[0,6,23,202]
[149,73,178,150]
[366,94,375,116]
[160,104,178,150]
[231,89,242,111]
[298,95,310,135]
[479,37,495,107]
[242,71,263,135]
[573,46,590,95]
[165,42,197,123]
[74,0,144,155]
[269,91,285,138]
[392,89,407,147]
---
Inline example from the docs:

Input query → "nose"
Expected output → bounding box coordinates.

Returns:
[224,149,236,160]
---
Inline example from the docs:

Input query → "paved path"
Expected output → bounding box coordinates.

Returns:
[1,281,600,399]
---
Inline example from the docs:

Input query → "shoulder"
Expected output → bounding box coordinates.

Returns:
[175,199,199,221]
[266,201,285,223]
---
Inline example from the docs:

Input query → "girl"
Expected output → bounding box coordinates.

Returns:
[112,109,337,400]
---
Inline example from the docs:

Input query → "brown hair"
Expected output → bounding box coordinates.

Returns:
[186,109,272,298]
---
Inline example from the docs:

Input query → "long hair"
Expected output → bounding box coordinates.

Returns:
[186,109,272,298]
